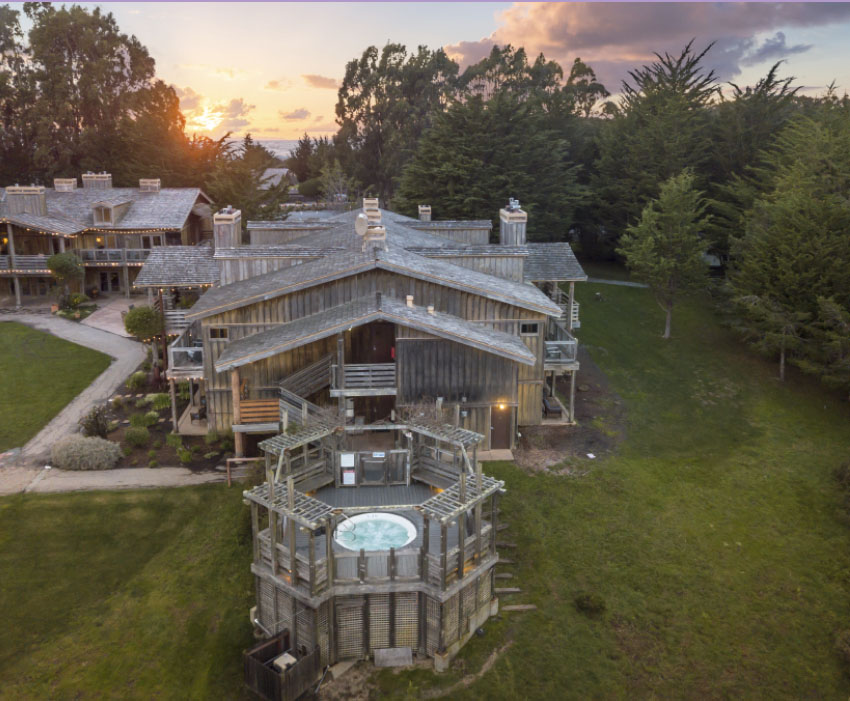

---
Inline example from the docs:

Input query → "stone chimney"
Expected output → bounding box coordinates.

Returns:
[214,206,242,249]
[5,185,47,216]
[139,178,161,193]
[53,178,77,192]
[499,198,527,246]
[418,205,431,222]
[81,172,112,189]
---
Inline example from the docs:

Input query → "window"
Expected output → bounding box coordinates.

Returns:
[520,322,539,336]
[209,327,228,340]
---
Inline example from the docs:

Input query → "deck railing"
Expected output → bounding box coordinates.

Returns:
[0,254,52,272]
[331,363,396,391]
[77,248,150,265]
[167,322,203,377]
[544,320,578,365]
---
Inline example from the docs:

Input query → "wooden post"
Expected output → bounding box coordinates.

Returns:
[326,516,335,586]
[389,547,396,581]
[569,370,577,423]
[567,281,575,332]
[309,530,316,595]
[358,548,366,583]
[287,476,296,583]
[7,224,21,308]
[453,403,460,428]
[457,511,465,581]
[421,515,430,580]
[490,495,498,555]
[440,522,447,589]
[169,378,179,433]
[122,265,130,297]
[231,367,244,457]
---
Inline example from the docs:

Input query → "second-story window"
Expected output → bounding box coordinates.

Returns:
[209,327,228,340]
[520,322,539,336]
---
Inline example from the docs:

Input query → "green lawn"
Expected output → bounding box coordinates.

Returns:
[0,321,111,451]
[1,286,849,699]
[0,486,255,700]
[376,283,850,698]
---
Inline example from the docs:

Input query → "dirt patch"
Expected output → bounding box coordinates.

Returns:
[515,347,626,475]
[318,661,377,701]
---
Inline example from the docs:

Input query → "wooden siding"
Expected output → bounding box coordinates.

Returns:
[434,255,524,282]
[423,228,490,245]
[249,227,325,246]
[219,256,320,286]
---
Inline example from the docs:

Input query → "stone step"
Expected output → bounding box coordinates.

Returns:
[495,573,513,580]
[495,587,522,594]
[497,559,515,565]
[502,604,537,612]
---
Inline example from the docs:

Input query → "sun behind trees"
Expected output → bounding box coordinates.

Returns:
[617,170,710,339]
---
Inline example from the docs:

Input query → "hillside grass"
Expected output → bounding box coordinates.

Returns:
[376,281,850,698]
[0,321,111,451]
[0,487,255,700]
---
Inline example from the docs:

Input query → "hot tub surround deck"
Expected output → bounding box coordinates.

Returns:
[244,420,503,668]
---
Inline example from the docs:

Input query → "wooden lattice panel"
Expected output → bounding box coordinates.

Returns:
[395,593,419,649]
[461,581,477,632]
[257,578,275,631]
[316,602,330,665]
[336,597,365,660]
[478,570,492,607]
[369,594,390,652]
[442,594,459,647]
[275,588,293,633]
[425,596,441,656]
[297,604,315,653]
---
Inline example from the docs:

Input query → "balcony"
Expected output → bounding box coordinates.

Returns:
[0,254,52,274]
[77,248,150,266]
[166,323,204,380]
[544,320,578,369]
[330,363,397,397]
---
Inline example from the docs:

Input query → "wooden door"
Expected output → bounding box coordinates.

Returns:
[490,405,511,449]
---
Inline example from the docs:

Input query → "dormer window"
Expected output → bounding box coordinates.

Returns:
[94,206,112,225]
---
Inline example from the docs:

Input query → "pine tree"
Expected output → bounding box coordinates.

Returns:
[617,170,710,338]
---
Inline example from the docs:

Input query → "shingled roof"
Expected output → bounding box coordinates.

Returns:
[215,294,536,371]
[523,242,587,282]
[134,244,219,288]
[187,244,560,321]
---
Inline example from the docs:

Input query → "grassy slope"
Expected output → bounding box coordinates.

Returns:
[378,283,850,699]
[0,321,111,451]
[0,487,255,700]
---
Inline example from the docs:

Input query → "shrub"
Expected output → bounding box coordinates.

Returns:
[107,420,119,433]
[142,360,152,372]
[126,371,148,392]
[178,382,191,402]
[124,305,163,342]
[150,393,171,411]
[147,449,157,459]
[124,426,150,448]
[67,292,89,308]
[190,443,202,454]
[79,405,110,438]
[148,459,158,468]
[135,398,149,409]
[110,396,124,411]
[130,412,157,428]
[177,447,193,465]
[204,429,219,446]
[298,177,322,198]
[122,444,134,457]
[204,451,219,460]
[152,439,162,450]
[574,591,606,615]
[220,437,234,452]
[51,435,122,471]
[166,433,183,449]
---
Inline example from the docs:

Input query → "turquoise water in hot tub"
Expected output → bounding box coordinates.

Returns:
[335,516,415,551]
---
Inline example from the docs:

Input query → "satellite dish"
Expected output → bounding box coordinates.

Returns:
[355,213,369,236]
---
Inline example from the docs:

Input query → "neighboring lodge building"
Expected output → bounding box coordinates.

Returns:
[142,199,585,672]
[0,174,212,304]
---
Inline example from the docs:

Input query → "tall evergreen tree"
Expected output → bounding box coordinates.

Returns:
[617,170,710,338]
[395,92,585,239]
[592,42,719,256]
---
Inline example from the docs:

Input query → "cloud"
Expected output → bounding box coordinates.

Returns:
[264,78,293,91]
[280,108,311,120]
[741,31,812,66]
[174,85,202,112]
[178,63,247,80]
[302,74,339,89]
[263,127,281,133]
[314,115,324,123]
[446,2,850,92]
[215,97,255,130]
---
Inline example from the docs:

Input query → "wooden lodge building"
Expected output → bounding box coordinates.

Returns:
[0,174,212,305]
[137,199,585,671]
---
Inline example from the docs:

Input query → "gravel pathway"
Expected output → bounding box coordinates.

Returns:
[586,277,649,288]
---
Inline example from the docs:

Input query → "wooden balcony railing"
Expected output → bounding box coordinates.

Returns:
[0,254,52,273]
[330,363,396,397]
[77,248,150,265]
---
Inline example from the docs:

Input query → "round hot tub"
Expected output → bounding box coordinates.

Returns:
[334,512,417,551]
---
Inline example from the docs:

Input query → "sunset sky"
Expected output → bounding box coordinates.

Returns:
[71,2,850,139]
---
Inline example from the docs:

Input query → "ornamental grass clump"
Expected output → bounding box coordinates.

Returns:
[124,426,150,448]
[51,435,122,471]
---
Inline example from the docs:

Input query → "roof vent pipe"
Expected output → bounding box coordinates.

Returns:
[427,305,435,315]
[406,295,414,308]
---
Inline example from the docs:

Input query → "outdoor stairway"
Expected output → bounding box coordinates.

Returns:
[279,354,332,398]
